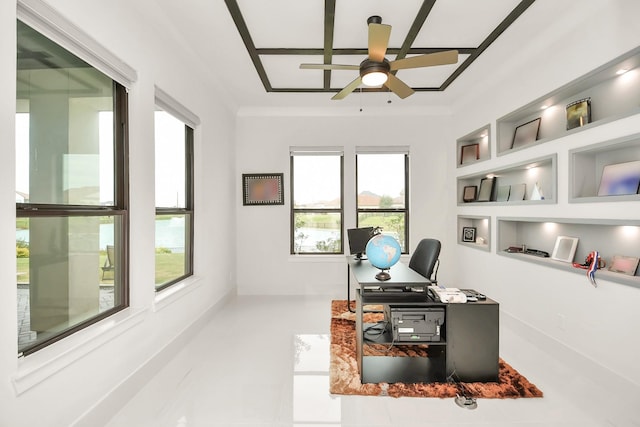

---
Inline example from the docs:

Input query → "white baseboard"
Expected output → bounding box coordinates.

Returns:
[70,289,235,427]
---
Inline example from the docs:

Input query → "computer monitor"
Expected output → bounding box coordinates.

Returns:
[347,227,374,259]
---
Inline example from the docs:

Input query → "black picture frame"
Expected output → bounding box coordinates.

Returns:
[476,177,496,202]
[462,227,477,243]
[462,185,477,202]
[511,117,541,149]
[566,98,591,130]
[460,143,480,165]
[242,173,284,206]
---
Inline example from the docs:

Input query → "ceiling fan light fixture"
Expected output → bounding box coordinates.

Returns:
[362,71,388,86]
[360,58,390,87]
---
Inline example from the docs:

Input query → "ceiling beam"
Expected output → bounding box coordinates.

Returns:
[256,47,476,55]
[395,0,437,62]
[439,0,536,90]
[323,0,336,89]
[223,0,272,91]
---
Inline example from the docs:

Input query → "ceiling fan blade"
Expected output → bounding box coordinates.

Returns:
[300,63,359,71]
[390,50,458,71]
[383,74,414,99]
[332,76,362,100]
[368,23,391,62]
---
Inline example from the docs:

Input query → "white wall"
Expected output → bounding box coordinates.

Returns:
[1,1,237,426]
[235,107,455,296]
[449,0,640,390]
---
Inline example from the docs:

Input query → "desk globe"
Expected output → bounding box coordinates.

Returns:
[365,234,402,281]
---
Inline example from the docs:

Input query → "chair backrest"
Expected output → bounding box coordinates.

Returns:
[408,238,441,281]
[106,245,115,267]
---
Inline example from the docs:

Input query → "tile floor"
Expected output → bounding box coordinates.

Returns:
[105,295,639,427]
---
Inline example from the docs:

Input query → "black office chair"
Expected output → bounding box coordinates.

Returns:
[408,238,441,284]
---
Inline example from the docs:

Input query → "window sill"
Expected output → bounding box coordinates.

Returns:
[153,275,203,312]
[13,306,147,396]
[288,254,346,263]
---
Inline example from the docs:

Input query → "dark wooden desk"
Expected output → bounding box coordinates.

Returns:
[347,257,499,384]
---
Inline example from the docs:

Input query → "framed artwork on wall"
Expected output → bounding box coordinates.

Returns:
[242,173,284,205]
[511,117,541,149]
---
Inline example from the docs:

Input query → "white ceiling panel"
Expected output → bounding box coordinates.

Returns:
[221,0,536,101]
[415,0,522,47]
[333,0,424,49]
[237,0,324,48]
[395,54,471,87]
[261,55,325,88]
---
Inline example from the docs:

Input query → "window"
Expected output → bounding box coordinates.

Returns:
[291,150,343,254]
[154,106,194,290]
[16,20,129,355]
[356,151,409,252]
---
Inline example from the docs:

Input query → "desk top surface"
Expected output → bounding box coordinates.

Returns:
[347,256,430,286]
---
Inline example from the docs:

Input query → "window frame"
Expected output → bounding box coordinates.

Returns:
[355,151,410,254]
[154,121,195,291]
[290,151,344,255]
[16,81,130,357]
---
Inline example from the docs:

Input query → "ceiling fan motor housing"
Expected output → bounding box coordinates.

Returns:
[359,58,390,78]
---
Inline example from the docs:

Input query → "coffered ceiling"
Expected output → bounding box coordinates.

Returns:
[223,0,535,98]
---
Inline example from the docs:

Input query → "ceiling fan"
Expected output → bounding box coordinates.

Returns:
[300,16,458,100]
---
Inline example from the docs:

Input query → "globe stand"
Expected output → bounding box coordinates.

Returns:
[375,269,391,281]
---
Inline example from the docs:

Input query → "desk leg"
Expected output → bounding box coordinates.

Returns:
[347,264,355,313]
[355,289,363,382]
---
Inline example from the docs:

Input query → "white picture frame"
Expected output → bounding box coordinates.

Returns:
[551,236,579,263]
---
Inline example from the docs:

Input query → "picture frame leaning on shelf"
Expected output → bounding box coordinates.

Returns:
[460,143,480,165]
[566,97,591,130]
[511,117,541,149]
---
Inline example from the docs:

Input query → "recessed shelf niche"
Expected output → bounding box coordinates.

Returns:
[497,217,640,288]
[456,124,490,168]
[457,154,556,206]
[457,215,491,252]
[570,132,640,203]
[496,46,640,156]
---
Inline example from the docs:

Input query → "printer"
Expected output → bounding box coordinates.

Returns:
[385,305,445,342]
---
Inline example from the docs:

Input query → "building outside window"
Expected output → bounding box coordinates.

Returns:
[154,107,194,291]
[290,150,343,254]
[356,150,409,252]
[15,20,129,356]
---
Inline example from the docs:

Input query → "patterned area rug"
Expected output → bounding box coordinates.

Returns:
[330,300,543,399]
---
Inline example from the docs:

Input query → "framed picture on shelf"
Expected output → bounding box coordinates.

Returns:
[460,143,480,165]
[476,177,496,202]
[551,236,579,263]
[608,255,639,276]
[511,117,541,150]
[462,185,477,202]
[509,183,526,201]
[597,160,640,196]
[496,185,511,202]
[242,173,284,206]
[462,227,476,243]
[566,98,591,130]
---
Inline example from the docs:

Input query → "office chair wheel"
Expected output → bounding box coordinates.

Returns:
[455,394,478,410]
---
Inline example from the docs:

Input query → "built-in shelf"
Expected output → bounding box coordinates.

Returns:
[457,215,491,252]
[497,217,640,288]
[569,132,640,203]
[457,154,556,206]
[496,46,640,156]
[456,124,491,168]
